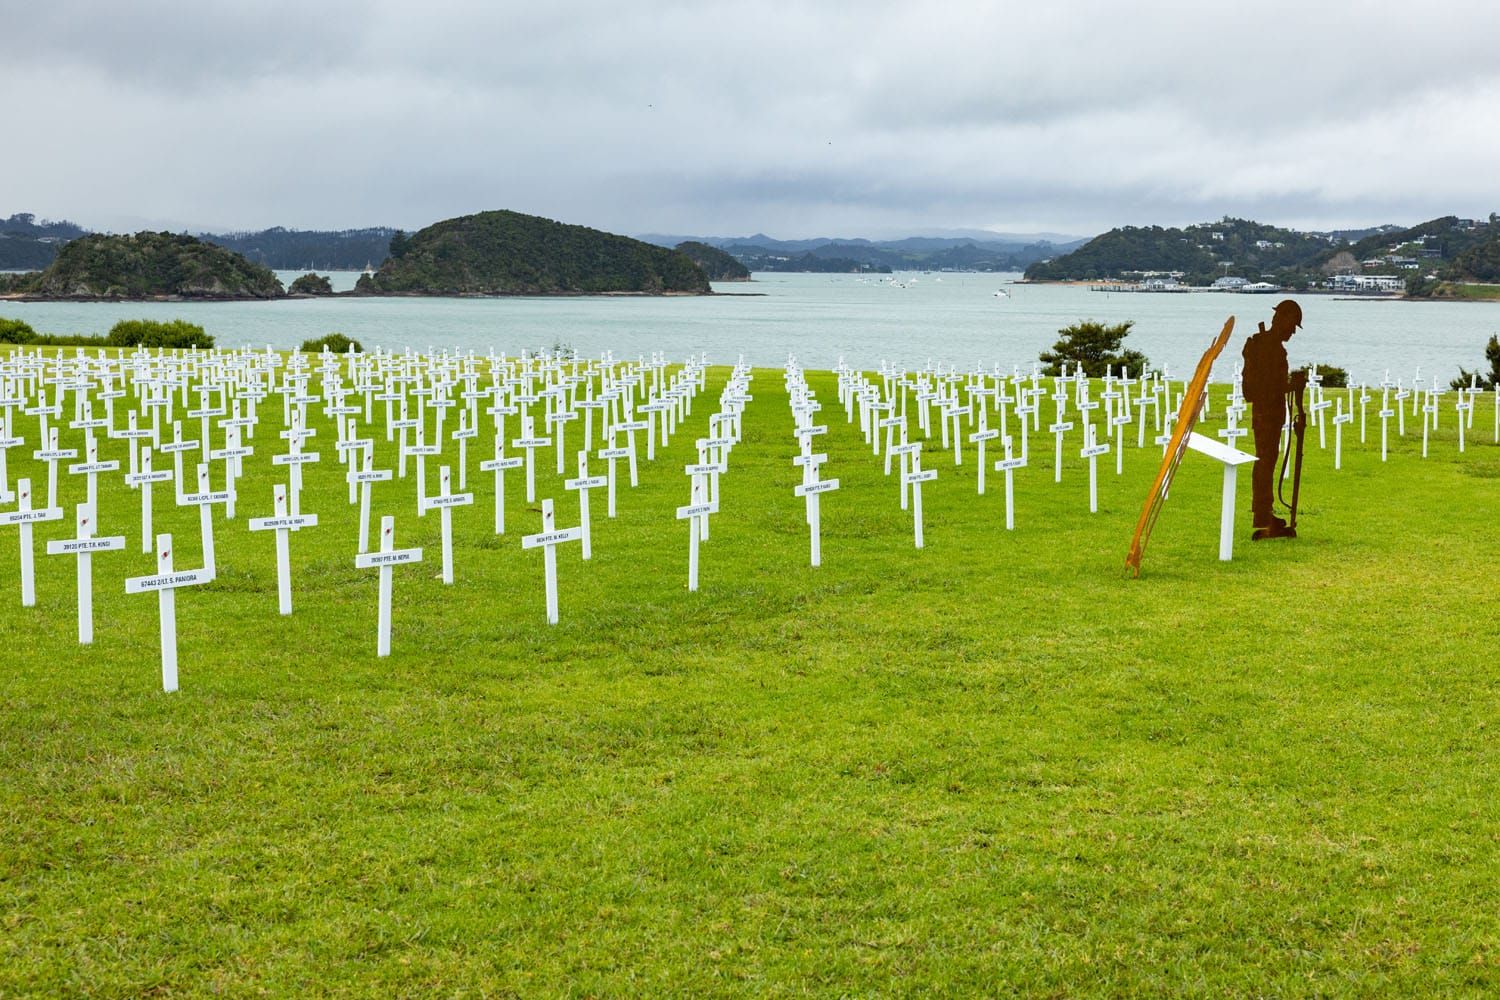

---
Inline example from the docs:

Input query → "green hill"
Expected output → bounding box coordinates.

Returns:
[673,241,750,281]
[6,231,284,300]
[1023,218,1342,286]
[362,210,712,295]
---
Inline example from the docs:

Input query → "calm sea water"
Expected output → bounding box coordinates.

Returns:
[5,270,1496,383]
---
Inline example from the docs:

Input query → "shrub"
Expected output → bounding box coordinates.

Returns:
[1451,334,1500,390]
[0,317,38,344]
[1312,364,1349,388]
[1039,319,1151,378]
[300,332,363,354]
[106,318,214,349]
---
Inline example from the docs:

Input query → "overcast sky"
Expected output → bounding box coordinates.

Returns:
[4,1,1498,240]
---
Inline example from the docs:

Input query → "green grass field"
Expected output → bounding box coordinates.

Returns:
[2,360,1497,996]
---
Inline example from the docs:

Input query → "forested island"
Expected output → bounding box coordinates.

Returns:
[0,231,285,300]
[356,210,711,296]
[1024,214,1500,295]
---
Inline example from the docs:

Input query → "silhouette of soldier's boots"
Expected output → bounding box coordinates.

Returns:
[1252,515,1295,541]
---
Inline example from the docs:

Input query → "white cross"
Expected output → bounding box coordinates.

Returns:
[125,533,214,692]
[903,456,938,549]
[793,474,840,567]
[178,463,231,576]
[248,483,318,615]
[994,436,1027,530]
[676,478,717,592]
[3,478,63,606]
[67,438,120,516]
[346,446,393,553]
[124,446,173,552]
[33,425,76,510]
[511,421,552,503]
[46,502,125,644]
[521,498,583,625]
[564,453,608,560]
[421,465,474,584]
[1080,423,1111,513]
[354,516,423,657]
[1333,399,1354,469]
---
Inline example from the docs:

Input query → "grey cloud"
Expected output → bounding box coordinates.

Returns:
[3,0,1498,237]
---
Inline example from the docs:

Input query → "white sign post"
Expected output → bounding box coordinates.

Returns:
[354,516,423,657]
[46,502,124,644]
[248,484,318,615]
[1185,432,1258,561]
[521,498,583,625]
[421,465,474,584]
[3,479,63,606]
[125,533,214,692]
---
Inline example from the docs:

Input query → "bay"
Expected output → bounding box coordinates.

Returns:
[4,270,1496,383]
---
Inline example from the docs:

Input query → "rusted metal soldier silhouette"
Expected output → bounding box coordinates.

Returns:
[1242,300,1307,540]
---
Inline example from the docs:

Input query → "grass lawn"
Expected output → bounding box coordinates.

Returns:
[1,358,1497,996]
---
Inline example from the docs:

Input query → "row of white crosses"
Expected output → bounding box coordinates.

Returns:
[676,361,751,590]
[0,343,715,672]
[2,342,1496,674]
[783,359,838,566]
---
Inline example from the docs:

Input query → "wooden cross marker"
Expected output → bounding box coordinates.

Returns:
[903,456,938,549]
[1333,399,1353,469]
[511,421,552,503]
[248,483,318,615]
[676,479,717,591]
[3,478,64,606]
[210,425,254,519]
[34,425,76,510]
[1080,423,1111,513]
[451,412,477,489]
[68,438,120,515]
[994,436,1027,530]
[563,453,608,560]
[793,474,839,567]
[1049,418,1074,483]
[274,425,320,516]
[125,446,173,552]
[684,459,723,542]
[46,502,125,644]
[125,533,213,692]
[596,438,631,518]
[159,421,200,503]
[479,437,524,534]
[521,498,583,625]
[0,418,21,504]
[347,447,393,553]
[421,465,474,584]
[889,437,921,510]
[614,418,647,486]
[969,426,999,494]
[1378,389,1395,462]
[354,516,424,657]
[178,463,231,576]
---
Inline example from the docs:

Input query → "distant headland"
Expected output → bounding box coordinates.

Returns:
[0,210,718,301]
